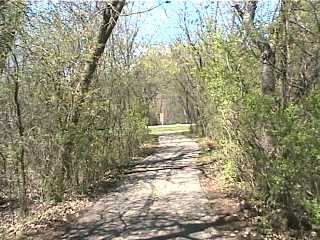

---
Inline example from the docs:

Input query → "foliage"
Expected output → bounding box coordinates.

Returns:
[304,199,320,226]
[0,1,149,212]
[1,0,320,232]
[169,1,320,229]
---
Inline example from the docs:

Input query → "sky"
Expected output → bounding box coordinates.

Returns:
[31,0,209,43]
[128,0,279,44]
[130,0,229,44]
[30,0,280,44]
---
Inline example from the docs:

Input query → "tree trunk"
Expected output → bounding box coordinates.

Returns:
[60,0,125,196]
[280,0,290,107]
[234,0,276,96]
[234,0,276,157]
[81,0,126,94]
[0,1,23,74]
[12,59,27,216]
[260,42,276,95]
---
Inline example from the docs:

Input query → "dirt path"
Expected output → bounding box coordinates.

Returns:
[54,133,236,240]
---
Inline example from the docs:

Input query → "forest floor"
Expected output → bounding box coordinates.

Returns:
[2,130,317,239]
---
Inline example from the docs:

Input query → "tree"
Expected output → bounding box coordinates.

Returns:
[61,0,126,194]
[0,0,25,74]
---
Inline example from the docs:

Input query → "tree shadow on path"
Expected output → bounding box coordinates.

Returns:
[37,133,242,240]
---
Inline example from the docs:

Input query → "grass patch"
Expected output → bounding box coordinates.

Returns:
[148,124,192,135]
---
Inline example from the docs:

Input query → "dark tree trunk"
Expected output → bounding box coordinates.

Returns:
[0,1,21,74]
[12,55,27,216]
[233,0,276,96]
[81,0,126,94]
[260,42,276,95]
[60,0,126,197]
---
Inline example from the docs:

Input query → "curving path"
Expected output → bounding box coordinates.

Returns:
[58,133,233,240]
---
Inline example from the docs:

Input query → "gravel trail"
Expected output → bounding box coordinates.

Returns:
[59,133,229,240]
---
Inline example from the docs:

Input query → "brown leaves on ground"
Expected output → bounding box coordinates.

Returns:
[199,151,319,240]
[0,198,92,240]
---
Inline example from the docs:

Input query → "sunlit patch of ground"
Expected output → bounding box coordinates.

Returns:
[148,123,193,135]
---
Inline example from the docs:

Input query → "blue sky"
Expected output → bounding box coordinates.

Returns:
[30,0,279,44]
[129,0,279,44]
[130,0,226,43]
